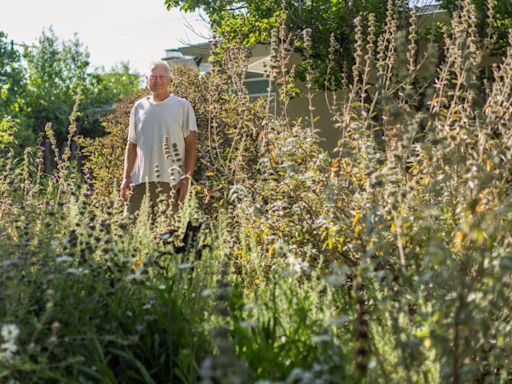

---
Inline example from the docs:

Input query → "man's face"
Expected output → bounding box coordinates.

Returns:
[146,65,170,94]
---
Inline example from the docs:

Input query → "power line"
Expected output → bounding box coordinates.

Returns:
[100,14,208,32]
[8,40,36,49]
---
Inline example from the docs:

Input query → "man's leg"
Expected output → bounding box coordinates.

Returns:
[126,183,145,218]
[125,182,178,225]
[149,182,179,215]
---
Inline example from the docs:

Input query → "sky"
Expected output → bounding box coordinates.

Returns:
[0,0,211,74]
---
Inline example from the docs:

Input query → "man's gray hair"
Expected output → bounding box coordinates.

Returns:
[148,59,171,77]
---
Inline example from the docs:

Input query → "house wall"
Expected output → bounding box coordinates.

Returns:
[269,51,343,152]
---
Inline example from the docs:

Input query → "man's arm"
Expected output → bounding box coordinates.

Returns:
[120,141,137,202]
[177,131,197,203]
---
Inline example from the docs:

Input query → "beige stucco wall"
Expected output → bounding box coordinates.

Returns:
[275,79,343,152]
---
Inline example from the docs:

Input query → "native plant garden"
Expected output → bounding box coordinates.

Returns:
[2,0,512,382]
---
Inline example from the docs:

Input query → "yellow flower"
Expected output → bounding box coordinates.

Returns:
[132,256,142,269]
[452,231,464,252]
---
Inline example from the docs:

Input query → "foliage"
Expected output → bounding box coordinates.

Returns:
[0,118,21,149]
[22,27,90,143]
[165,0,391,87]
[3,0,512,382]
[0,32,34,149]
[166,0,512,88]
[80,63,141,138]
[86,63,141,108]
[0,31,25,119]
[0,27,141,153]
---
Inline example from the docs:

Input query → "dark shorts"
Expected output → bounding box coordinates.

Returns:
[125,182,178,219]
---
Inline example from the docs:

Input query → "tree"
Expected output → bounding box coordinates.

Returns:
[80,62,141,138]
[0,32,25,118]
[0,27,141,153]
[0,32,31,148]
[21,28,141,144]
[22,27,89,143]
[85,62,141,108]
[165,0,511,87]
[165,0,391,87]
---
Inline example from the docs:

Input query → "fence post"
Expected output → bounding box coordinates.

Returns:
[44,139,52,172]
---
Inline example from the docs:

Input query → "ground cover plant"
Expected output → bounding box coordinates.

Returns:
[2,0,512,382]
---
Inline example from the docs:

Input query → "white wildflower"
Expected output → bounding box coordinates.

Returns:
[240,319,257,328]
[56,256,73,264]
[126,269,144,282]
[65,267,89,275]
[0,324,19,362]
[142,299,154,310]
[1,324,19,341]
[0,341,17,361]
[178,262,193,270]
[327,315,349,327]
[325,274,345,287]
[201,288,214,297]
[286,255,310,274]
[1,258,21,268]
[312,334,332,343]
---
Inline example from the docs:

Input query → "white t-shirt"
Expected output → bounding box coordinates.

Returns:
[128,94,197,185]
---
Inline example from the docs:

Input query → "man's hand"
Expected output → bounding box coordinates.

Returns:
[176,175,191,203]
[121,142,137,203]
[120,178,132,203]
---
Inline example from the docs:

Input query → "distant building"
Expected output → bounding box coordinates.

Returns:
[163,43,278,114]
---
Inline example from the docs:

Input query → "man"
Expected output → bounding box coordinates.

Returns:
[120,60,197,219]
